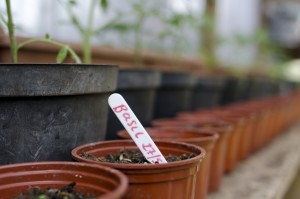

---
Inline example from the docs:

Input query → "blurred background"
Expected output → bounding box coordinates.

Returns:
[1,0,300,80]
[1,2,300,198]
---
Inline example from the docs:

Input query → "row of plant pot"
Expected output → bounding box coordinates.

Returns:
[0,84,299,198]
[0,64,221,198]
[1,89,300,199]
[0,64,298,166]
[106,68,298,140]
[143,89,300,199]
[0,66,209,164]
[0,140,206,199]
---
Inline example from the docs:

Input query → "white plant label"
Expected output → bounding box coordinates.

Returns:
[108,93,167,164]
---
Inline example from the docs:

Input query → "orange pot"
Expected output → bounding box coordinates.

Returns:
[0,162,128,199]
[151,117,231,192]
[72,140,205,199]
[118,127,218,199]
[220,106,257,160]
[176,112,242,173]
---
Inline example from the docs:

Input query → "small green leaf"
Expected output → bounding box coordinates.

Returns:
[68,0,77,5]
[69,49,82,64]
[168,14,184,27]
[56,46,69,63]
[100,0,108,11]
[108,23,134,31]
[133,4,144,15]
[38,195,47,199]
[45,33,51,40]
[158,31,171,40]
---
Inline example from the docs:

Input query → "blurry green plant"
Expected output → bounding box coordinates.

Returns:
[94,0,160,66]
[254,28,290,78]
[58,0,129,64]
[230,28,290,78]
[188,5,289,77]
[156,9,196,69]
[254,28,290,64]
[0,0,81,63]
[104,1,148,66]
[170,7,220,70]
[161,0,217,70]
[197,12,219,69]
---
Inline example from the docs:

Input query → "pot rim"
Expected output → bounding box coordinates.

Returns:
[151,118,232,133]
[72,140,206,170]
[0,63,118,96]
[117,127,219,143]
[0,161,128,199]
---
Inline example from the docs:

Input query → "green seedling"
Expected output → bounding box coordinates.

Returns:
[0,0,81,63]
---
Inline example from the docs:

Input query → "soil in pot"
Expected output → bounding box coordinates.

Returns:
[81,148,196,164]
[72,140,205,199]
[0,162,128,199]
[105,68,161,140]
[13,182,93,199]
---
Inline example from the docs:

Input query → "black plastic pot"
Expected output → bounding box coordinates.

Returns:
[246,77,277,100]
[153,71,196,118]
[234,77,252,102]
[221,76,254,104]
[190,75,226,110]
[105,68,161,140]
[0,64,118,165]
[279,80,299,94]
[266,79,280,96]
[220,76,240,105]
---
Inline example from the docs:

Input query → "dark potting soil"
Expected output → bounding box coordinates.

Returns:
[12,182,95,199]
[80,148,196,164]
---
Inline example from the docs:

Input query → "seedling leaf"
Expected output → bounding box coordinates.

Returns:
[56,46,68,63]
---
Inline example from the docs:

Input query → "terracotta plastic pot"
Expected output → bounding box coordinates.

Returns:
[151,118,231,192]
[72,140,205,199]
[118,127,218,199]
[240,101,272,153]
[152,117,228,128]
[227,104,261,159]
[165,113,240,173]
[207,125,230,192]
[177,111,245,172]
[0,161,128,199]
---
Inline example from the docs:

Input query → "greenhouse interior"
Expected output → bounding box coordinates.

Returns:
[1,0,300,199]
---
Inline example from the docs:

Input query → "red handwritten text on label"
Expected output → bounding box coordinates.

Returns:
[111,103,164,163]
[112,104,139,135]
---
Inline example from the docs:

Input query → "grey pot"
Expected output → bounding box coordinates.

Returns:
[190,75,226,110]
[0,64,118,165]
[105,68,161,140]
[153,71,197,118]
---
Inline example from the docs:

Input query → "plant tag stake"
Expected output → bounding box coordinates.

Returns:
[108,93,167,164]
